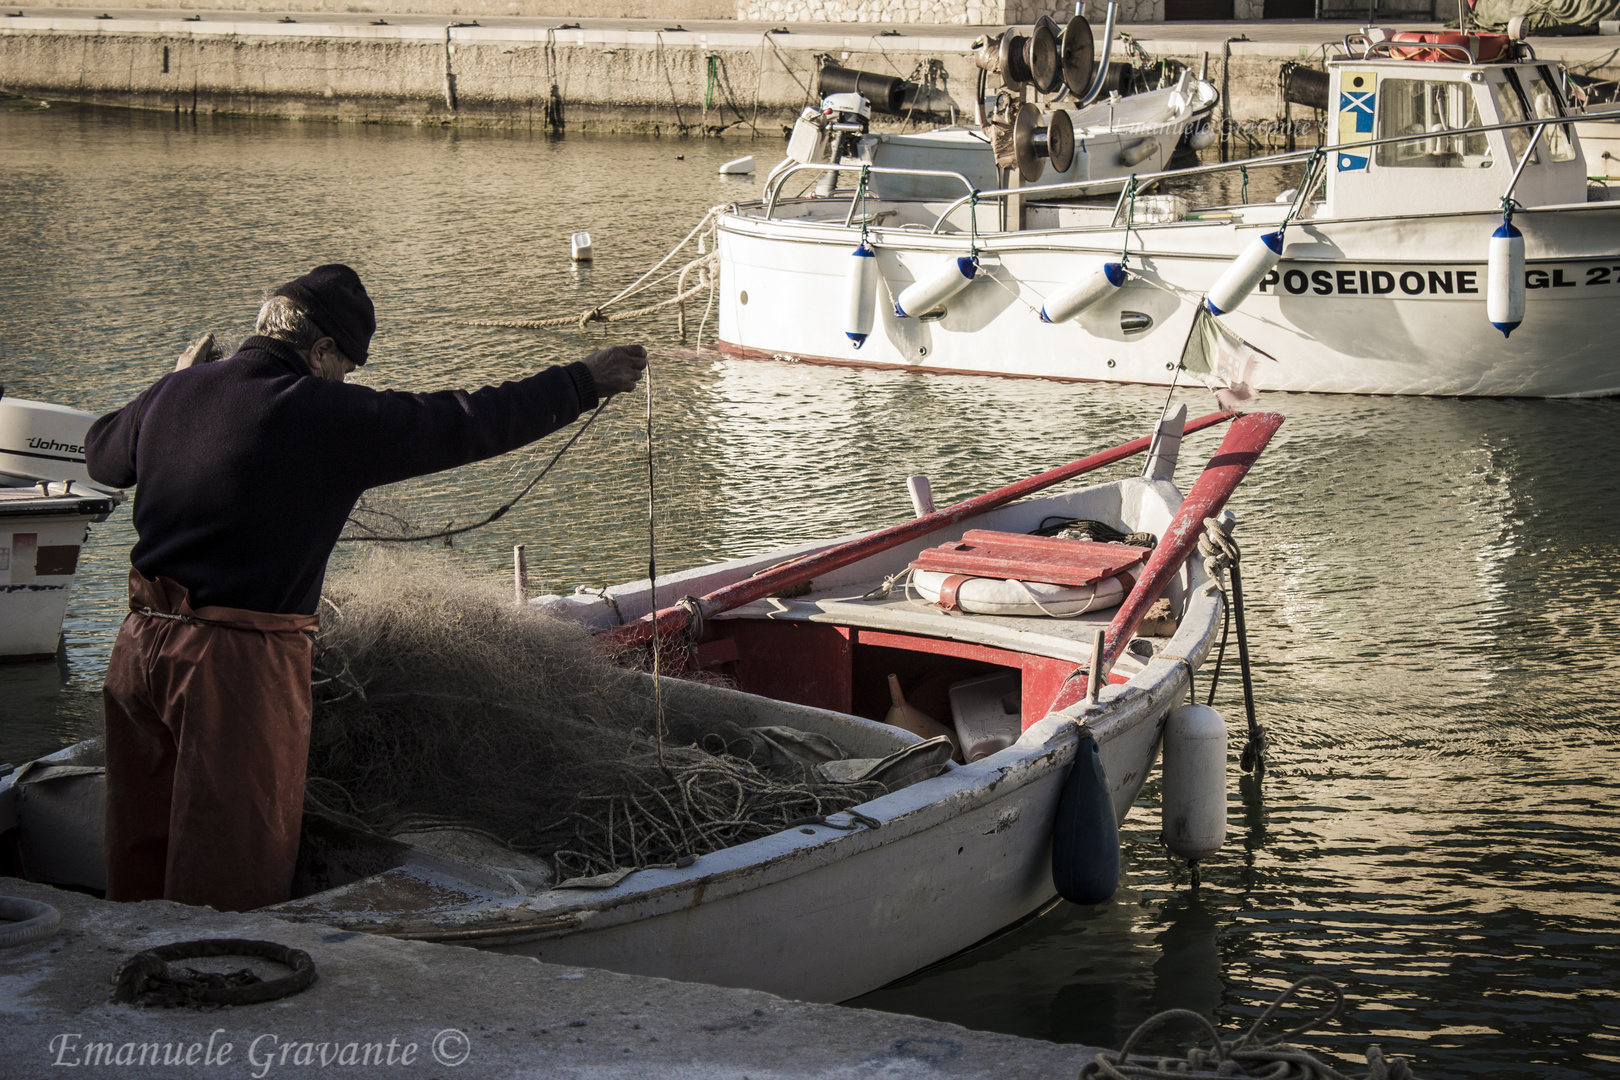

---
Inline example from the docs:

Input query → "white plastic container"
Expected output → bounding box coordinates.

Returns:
[719,155,756,175]
[570,231,594,262]
[947,670,1022,762]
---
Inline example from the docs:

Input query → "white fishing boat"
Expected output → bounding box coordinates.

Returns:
[723,29,1620,398]
[0,410,1281,1003]
[0,394,122,661]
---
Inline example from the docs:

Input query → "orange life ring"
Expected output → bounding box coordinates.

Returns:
[1388,31,1511,63]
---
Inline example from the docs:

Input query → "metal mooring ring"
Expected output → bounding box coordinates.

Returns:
[113,938,317,1008]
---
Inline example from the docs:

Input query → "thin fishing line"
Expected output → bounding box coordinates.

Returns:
[339,402,610,544]
[646,358,667,769]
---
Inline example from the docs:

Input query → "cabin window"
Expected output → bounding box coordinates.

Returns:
[1512,67,1579,163]
[1376,79,1492,168]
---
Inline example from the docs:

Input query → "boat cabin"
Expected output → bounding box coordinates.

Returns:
[1324,31,1586,218]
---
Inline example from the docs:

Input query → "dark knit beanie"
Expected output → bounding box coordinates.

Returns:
[272,263,376,364]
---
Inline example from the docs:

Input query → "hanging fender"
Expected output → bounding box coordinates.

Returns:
[1051,733,1120,905]
[1160,703,1228,862]
[1487,219,1525,338]
[845,242,878,348]
[1204,231,1283,317]
[1041,261,1126,324]
[895,255,979,318]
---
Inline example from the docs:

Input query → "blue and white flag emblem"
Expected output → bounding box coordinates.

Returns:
[1337,152,1368,172]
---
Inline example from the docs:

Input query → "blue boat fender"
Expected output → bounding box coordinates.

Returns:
[1204,231,1283,317]
[1040,261,1126,324]
[1487,218,1525,338]
[894,255,978,319]
[1051,733,1120,905]
[845,242,878,348]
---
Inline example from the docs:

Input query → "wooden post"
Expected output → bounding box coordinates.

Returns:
[513,544,529,605]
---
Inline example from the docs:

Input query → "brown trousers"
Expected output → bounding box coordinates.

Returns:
[103,570,319,912]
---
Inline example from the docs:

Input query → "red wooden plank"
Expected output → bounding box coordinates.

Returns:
[909,530,1147,587]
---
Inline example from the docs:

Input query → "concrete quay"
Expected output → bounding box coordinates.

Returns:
[4,9,1619,135]
[0,878,1101,1078]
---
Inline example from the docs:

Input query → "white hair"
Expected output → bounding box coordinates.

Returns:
[255,295,323,352]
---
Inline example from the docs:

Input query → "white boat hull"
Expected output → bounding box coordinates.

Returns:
[718,203,1620,398]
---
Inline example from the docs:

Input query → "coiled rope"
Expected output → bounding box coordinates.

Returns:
[1079,977,1412,1080]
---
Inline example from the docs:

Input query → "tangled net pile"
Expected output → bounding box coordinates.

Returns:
[304,555,887,883]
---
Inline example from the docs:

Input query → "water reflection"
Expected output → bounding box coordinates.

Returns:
[2,100,1617,1079]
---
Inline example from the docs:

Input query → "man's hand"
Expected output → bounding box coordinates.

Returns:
[581,344,649,398]
[175,332,223,372]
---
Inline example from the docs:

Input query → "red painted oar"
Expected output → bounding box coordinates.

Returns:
[1048,410,1285,714]
[605,409,1238,649]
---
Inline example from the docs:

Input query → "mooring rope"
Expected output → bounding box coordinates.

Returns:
[465,255,717,331]
[1079,977,1411,1080]
[465,205,723,332]
[1198,515,1266,775]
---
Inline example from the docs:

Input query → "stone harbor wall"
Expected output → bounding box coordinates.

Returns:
[734,0,1073,24]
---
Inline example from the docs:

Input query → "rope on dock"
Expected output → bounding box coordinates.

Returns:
[1078,977,1412,1080]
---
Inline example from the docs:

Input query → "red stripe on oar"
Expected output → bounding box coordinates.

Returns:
[604,409,1240,649]
[1048,411,1284,716]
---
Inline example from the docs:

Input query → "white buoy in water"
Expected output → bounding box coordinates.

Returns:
[1041,261,1126,323]
[570,231,594,262]
[845,242,878,348]
[1204,231,1283,316]
[894,255,978,318]
[1160,703,1228,861]
[719,155,756,175]
[1488,218,1525,338]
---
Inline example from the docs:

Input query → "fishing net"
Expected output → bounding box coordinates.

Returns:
[304,553,895,884]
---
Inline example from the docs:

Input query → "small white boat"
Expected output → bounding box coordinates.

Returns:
[0,410,1281,1003]
[847,73,1219,202]
[723,29,1620,398]
[0,394,122,661]
[775,14,1218,203]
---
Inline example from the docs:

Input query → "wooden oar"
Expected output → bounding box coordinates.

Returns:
[1048,410,1285,714]
[605,409,1239,649]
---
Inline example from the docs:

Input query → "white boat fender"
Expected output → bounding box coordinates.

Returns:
[1204,231,1283,316]
[1040,261,1126,323]
[894,255,978,318]
[1488,217,1525,338]
[845,242,879,348]
[1160,703,1227,862]
[1052,734,1119,905]
[1187,120,1217,152]
[1118,137,1157,168]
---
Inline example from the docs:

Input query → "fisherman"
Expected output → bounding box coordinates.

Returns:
[85,263,647,912]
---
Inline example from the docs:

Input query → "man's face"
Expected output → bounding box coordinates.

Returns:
[307,338,359,383]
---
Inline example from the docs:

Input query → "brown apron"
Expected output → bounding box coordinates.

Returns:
[103,569,319,912]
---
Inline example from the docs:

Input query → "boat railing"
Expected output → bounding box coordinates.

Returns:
[925,111,1588,235]
[1340,32,1537,63]
[762,163,977,223]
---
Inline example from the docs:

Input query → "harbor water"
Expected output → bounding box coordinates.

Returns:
[2,99,1617,1078]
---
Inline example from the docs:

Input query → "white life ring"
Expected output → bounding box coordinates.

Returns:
[912,567,1138,617]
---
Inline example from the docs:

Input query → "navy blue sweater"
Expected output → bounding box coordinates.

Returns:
[87,336,597,615]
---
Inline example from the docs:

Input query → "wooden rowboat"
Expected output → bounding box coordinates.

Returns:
[0,410,1281,1003]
